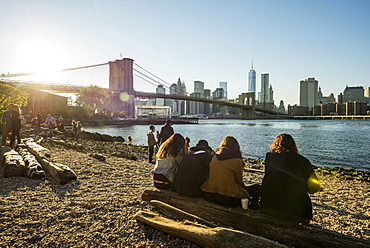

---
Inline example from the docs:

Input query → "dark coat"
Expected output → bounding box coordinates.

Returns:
[11,112,22,131]
[171,149,213,197]
[159,124,174,144]
[260,152,320,220]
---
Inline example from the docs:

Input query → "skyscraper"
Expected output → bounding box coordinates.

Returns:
[260,73,269,104]
[156,85,165,106]
[219,82,228,99]
[248,60,256,92]
[299,77,318,109]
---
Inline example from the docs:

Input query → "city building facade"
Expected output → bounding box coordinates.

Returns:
[299,77,318,110]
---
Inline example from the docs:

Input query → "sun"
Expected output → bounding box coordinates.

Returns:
[17,39,68,73]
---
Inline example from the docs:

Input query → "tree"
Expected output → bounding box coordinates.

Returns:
[76,85,110,115]
[0,83,29,111]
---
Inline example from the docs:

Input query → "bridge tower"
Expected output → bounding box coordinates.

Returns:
[238,92,256,119]
[108,58,135,117]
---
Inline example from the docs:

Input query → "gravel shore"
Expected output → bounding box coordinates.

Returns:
[1,130,369,247]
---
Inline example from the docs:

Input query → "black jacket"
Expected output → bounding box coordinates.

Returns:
[260,152,320,219]
[171,149,213,197]
[159,124,174,144]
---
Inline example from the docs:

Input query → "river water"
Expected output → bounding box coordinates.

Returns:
[84,119,370,172]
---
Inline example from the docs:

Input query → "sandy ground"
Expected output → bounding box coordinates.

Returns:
[0,134,369,247]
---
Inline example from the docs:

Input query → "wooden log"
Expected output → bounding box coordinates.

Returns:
[26,141,77,184]
[2,149,26,178]
[141,187,369,248]
[150,200,217,228]
[134,210,286,248]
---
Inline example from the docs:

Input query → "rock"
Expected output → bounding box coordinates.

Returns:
[89,153,106,161]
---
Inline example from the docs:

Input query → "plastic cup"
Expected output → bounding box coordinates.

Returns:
[241,198,249,209]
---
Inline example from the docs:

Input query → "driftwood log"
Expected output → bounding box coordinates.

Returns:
[135,210,286,248]
[141,187,369,248]
[26,141,77,184]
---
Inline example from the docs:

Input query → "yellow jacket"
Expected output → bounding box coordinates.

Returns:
[201,155,249,199]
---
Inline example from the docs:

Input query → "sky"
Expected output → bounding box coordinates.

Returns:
[1,0,370,106]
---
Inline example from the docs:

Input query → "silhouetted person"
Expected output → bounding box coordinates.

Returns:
[159,120,174,145]
[147,125,157,164]
[1,103,14,147]
[260,133,321,223]
[10,104,22,148]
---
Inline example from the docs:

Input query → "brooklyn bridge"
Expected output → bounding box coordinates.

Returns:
[1,58,283,119]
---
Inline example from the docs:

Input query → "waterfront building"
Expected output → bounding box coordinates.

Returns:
[248,61,256,93]
[288,104,310,116]
[299,77,318,110]
[339,86,367,103]
[219,82,228,99]
[336,103,346,115]
[260,73,269,104]
[156,85,165,106]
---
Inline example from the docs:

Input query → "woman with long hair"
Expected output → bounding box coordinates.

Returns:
[260,133,321,223]
[201,136,260,208]
[151,133,186,189]
[10,104,22,148]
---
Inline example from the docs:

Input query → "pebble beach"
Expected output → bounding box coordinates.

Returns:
[0,127,369,247]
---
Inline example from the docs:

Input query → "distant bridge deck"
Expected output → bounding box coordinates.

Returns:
[133,91,283,115]
[294,115,370,120]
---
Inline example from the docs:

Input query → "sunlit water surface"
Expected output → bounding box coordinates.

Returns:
[84,119,370,172]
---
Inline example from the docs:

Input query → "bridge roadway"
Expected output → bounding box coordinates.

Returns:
[133,91,282,115]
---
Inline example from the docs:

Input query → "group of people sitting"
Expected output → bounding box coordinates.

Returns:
[150,132,321,223]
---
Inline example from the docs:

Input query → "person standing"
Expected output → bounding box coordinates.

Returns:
[147,125,157,164]
[158,120,174,145]
[10,104,22,148]
[260,133,320,223]
[1,104,14,146]
[36,111,42,129]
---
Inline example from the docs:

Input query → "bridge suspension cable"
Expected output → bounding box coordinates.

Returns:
[133,63,189,95]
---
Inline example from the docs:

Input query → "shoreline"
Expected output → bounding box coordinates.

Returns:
[0,127,369,247]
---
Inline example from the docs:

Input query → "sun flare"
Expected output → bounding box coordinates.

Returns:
[17,39,68,73]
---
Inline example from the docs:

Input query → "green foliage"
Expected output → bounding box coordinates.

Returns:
[0,83,29,111]
[76,85,110,115]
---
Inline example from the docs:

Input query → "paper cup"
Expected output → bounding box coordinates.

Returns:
[241,198,249,209]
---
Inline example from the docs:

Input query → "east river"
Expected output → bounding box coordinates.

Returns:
[84,119,370,172]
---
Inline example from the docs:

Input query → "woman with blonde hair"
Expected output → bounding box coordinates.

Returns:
[201,136,260,208]
[260,133,321,223]
[151,133,186,189]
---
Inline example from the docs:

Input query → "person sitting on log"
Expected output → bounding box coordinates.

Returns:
[201,136,261,209]
[171,140,214,197]
[151,133,186,190]
[260,133,321,223]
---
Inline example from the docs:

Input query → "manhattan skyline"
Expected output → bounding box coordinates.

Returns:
[0,0,369,106]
